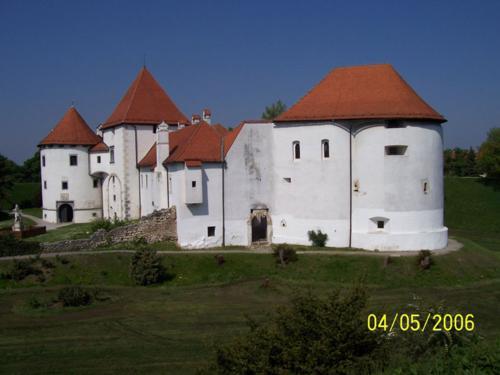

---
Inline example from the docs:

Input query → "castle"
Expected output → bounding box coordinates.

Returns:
[39,64,448,250]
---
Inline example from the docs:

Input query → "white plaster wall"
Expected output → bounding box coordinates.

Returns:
[40,146,102,223]
[224,122,275,246]
[271,122,351,247]
[185,167,203,204]
[89,151,109,175]
[170,163,224,248]
[351,122,447,250]
[101,125,156,220]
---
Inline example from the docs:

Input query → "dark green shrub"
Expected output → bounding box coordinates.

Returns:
[417,250,433,270]
[132,236,148,247]
[308,229,328,247]
[28,295,48,309]
[57,286,92,307]
[55,255,70,265]
[273,243,298,265]
[206,286,386,374]
[130,248,168,285]
[4,259,42,281]
[0,235,41,257]
[91,218,130,233]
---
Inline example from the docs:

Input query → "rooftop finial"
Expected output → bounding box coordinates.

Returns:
[143,53,147,68]
[71,100,75,108]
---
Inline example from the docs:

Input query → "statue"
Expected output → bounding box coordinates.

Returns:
[11,204,24,232]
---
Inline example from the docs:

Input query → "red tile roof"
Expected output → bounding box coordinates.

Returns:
[276,64,445,123]
[89,140,109,153]
[212,123,229,136]
[39,107,101,146]
[138,121,224,168]
[102,67,189,128]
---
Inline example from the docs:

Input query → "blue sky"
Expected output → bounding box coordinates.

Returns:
[1,0,499,163]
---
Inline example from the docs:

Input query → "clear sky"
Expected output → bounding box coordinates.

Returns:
[1,0,499,163]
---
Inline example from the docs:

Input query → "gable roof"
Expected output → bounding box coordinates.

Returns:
[276,64,445,123]
[89,140,109,153]
[138,143,157,168]
[39,107,101,146]
[213,123,229,136]
[102,67,189,128]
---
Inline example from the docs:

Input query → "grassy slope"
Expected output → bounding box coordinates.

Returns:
[0,177,499,374]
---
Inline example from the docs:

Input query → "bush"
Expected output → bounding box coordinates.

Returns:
[417,250,433,270]
[0,235,41,257]
[57,286,92,307]
[130,248,168,286]
[2,259,42,281]
[308,229,328,247]
[206,286,386,374]
[273,243,298,265]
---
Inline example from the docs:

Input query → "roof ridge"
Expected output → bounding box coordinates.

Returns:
[122,67,144,124]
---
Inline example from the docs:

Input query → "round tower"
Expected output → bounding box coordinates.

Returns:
[39,107,103,223]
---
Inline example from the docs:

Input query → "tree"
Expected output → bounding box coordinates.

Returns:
[0,154,16,204]
[206,287,386,374]
[20,151,40,182]
[477,128,500,178]
[262,100,287,120]
[130,248,168,285]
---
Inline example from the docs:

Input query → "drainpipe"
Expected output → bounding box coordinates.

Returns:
[349,122,353,248]
[221,136,226,247]
[134,126,142,217]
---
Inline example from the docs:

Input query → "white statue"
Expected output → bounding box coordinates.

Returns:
[11,204,23,232]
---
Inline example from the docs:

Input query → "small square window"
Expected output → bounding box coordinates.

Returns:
[93,179,99,188]
[69,155,78,166]
[62,181,68,190]
[207,226,215,237]
[192,181,196,188]
[377,221,385,229]
[92,212,97,217]
[97,155,101,164]
[385,145,407,156]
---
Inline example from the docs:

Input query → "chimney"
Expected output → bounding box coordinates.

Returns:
[202,108,211,124]
[191,114,201,125]
[156,121,169,167]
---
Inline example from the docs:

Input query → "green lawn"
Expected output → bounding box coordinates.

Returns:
[22,207,42,218]
[0,177,499,374]
[26,223,94,242]
[0,215,37,230]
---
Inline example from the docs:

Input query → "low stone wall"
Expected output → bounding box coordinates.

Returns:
[42,207,177,253]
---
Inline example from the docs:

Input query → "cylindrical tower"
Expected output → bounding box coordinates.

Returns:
[39,107,103,223]
[351,121,447,250]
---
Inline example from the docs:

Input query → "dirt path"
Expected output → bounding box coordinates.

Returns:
[0,239,463,261]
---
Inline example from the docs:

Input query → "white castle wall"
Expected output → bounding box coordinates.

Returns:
[271,122,351,247]
[40,145,102,223]
[224,122,275,246]
[351,121,447,250]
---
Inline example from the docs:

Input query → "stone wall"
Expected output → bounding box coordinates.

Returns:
[42,207,177,253]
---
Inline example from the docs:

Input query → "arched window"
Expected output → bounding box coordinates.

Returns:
[293,141,300,160]
[322,139,330,159]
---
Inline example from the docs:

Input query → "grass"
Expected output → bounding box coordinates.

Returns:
[22,207,42,218]
[0,177,498,373]
[26,223,94,242]
[0,215,37,230]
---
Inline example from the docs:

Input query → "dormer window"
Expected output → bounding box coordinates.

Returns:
[293,141,300,160]
[322,139,330,159]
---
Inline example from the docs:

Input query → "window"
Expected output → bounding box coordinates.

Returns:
[153,125,157,134]
[385,145,407,156]
[110,146,115,164]
[92,212,97,217]
[192,181,196,188]
[113,194,116,202]
[42,156,46,167]
[93,179,99,188]
[353,180,360,192]
[283,177,292,183]
[293,141,300,160]
[43,181,47,189]
[207,226,215,237]
[322,139,330,159]
[423,180,430,194]
[386,120,405,128]
[69,155,78,166]
[377,220,385,229]
[97,155,101,164]
[62,181,68,190]
[152,201,154,206]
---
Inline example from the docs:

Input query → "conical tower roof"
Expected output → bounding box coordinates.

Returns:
[39,107,101,146]
[102,67,189,128]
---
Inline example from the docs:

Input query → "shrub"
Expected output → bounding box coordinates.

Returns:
[417,250,433,270]
[273,243,298,265]
[0,235,41,257]
[55,255,70,265]
[308,229,328,247]
[206,286,386,374]
[90,218,130,233]
[4,259,42,281]
[132,236,148,247]
[57,286,92,307]
[130,248,168,286]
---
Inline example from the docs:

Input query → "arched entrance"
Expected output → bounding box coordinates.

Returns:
[58,204,73,223]
[250,209,271,244]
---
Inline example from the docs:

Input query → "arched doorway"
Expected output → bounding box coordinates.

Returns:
[58,204,73,223]
[250,209,270,243]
